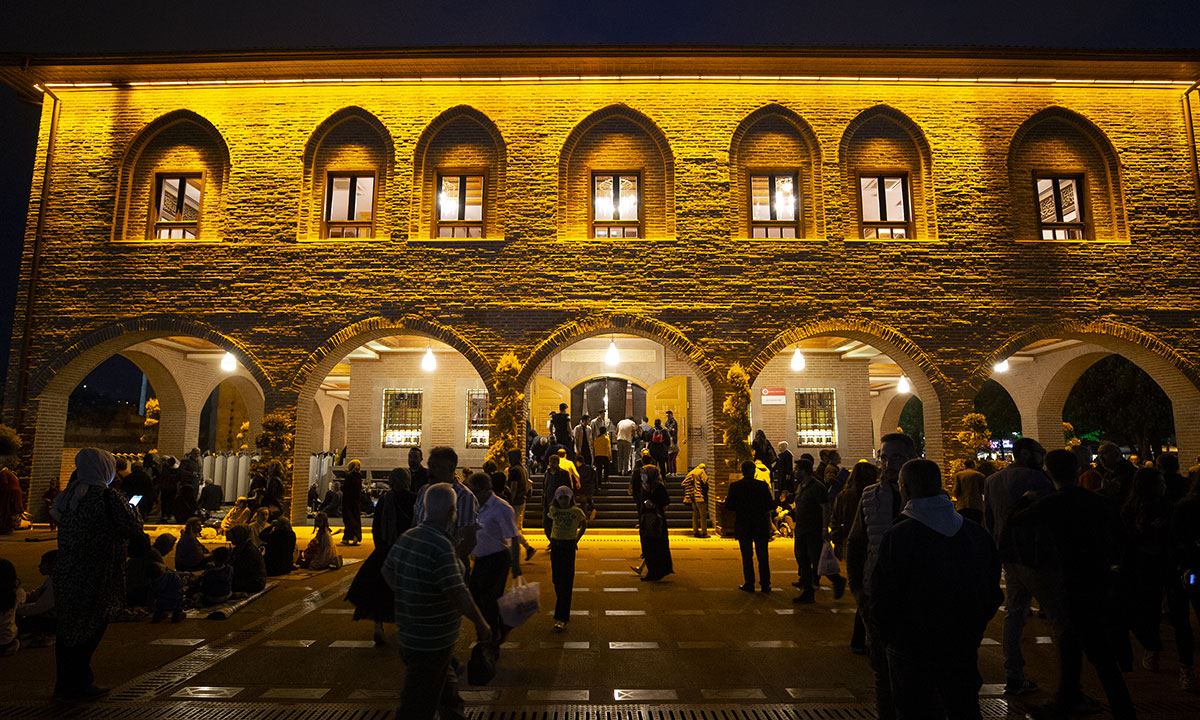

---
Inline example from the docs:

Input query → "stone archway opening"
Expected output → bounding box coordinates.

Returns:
[750,335,935,464]
[28,332,266,519]
[293,330,493,521]
[987,334,1190,461]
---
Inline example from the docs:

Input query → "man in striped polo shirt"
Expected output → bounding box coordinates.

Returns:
[384,482,490,720]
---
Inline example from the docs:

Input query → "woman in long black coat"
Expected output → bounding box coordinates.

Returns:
[346,467,416,645]
[638,465,674,582]
[341,460,364,545]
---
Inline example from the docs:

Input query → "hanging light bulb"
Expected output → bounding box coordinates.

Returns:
[897,375,911,394]
[993,359,1010,373]
[220,352,236,373]
[790,346,806,371]
[605,338,620,366]
[421,346,437,372]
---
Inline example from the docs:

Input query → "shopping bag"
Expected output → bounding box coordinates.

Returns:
[467,641,497,685]
[818,540,840,576]
[497,577,540,628]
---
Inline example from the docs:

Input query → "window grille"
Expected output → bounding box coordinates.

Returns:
[382,389,422,448]
[795,388,837,447]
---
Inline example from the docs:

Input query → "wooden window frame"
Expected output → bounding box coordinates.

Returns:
[590,170,642,239]
[149,171,205,240]
[747,169,802,238]
[434,168,487,239]
[856,170,913,239]
[1033,172,1090,241]
[323,170,377,239]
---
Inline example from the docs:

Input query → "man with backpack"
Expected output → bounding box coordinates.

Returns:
[648,419,670,479]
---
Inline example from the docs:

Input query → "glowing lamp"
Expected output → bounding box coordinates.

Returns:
[606,340,620,366]
[993,359,1010,373]
[220,352,236,373]
[421,347,437,372]
[897,375,911,394]
[790,347,806,371]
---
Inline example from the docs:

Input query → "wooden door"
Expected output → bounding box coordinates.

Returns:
[647,375,688,473]
[529,376,571,437]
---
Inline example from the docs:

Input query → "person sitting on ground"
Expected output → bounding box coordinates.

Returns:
[227,525,267,595]
[219,497,252,537]
[152,532,177,561]
[197,547,234,606]
[16,550,57,648]
[772,491,795,538]
[299,512,341,570]
[261,517,297,576]
[198,478,223,514]
[0,558,25,656]
[150,567,185,624]
[174,518,212,572]
[126,532,166,607]
[248,507,271,548]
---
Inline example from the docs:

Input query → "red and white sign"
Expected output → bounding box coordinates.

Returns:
[760,387,786,405]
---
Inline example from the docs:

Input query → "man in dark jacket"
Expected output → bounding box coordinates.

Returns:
[550,403,573,460]
[116,458,154,517]
[773,442,794,494]
[725,460,775,592]
[870,458,1003,720]
[1007,450,1135,720]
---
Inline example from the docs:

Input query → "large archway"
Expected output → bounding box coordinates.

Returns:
[25,321,269,519]
[979,322,1200,460]
[291,317,495,522]
[748,320,947,467]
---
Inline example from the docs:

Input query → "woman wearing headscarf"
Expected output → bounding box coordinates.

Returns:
[346,467,415,645]
[260,518,297,576]
[50,448,141,701]
[340,459,364,546]
[0,465,23,535]
[227,525,266,594]
[299,512,340,570]
[638,465,674,582]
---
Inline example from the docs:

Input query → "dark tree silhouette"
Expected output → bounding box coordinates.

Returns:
[1063,354,1174,459]
[974,379,1022,440]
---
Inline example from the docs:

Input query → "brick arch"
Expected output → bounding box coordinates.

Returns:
[116,349,189,457]
[838,104,937,240]
[196,372,267,455]
[289,315,496,522]
[971,319,1200,460]
[300,106,396,240]
[557,104,676,238]
[517,314,717,390]
[112,109,231,242]
[729,103,824,238]
[748,318,947,464]
[30,317,272,401]
[1007,105,1128,242]
[411,105,508,240]
[22,318,270,521]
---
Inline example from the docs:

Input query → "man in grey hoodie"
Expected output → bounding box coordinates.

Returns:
[870,459,1003,720]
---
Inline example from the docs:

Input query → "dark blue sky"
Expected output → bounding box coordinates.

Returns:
[1,0,1198,410]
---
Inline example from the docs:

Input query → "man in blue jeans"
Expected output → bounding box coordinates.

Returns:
[384,483,490,720]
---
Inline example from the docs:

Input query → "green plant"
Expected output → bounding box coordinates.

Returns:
[255,410,295,472]
[140,398,160,451]
[960,412,991,456]
[0,424,21,458]
[487,351,524,470]
[722,362,753,471]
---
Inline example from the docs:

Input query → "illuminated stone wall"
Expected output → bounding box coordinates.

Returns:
[5,65,1200,517]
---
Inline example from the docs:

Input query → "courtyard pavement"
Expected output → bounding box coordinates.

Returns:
[1,526,1198,719]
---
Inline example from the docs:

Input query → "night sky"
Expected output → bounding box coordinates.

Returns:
[0,0,1197,408]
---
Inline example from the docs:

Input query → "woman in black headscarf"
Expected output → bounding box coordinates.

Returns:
[340,459,364,546]
[638,465,674,582]
[346,467,415,645]
[50,448,141,701]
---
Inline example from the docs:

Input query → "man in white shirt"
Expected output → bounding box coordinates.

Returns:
[616,416,638,474]
[465,472,521,653]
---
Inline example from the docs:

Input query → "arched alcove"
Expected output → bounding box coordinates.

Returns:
[411,105,507,240]
[729,104,822,239]
[839,105,936,240]
[300,106,395,240]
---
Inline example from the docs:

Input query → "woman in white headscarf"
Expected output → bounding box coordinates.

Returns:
[51,448,141,702]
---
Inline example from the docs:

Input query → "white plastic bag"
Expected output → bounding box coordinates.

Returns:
[818,540,840,576]
[497,577,540,628]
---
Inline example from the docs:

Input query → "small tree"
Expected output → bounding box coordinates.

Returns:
[1063,421,1080,448]
[961,412,991,457]
[487,351,524,470]
[140,398,160,451]
[722,362,753,472]
[236,421,250,452]
[0,424,21,459]
[255,410,295,472]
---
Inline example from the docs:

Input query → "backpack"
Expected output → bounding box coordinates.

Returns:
[651,428,665,444]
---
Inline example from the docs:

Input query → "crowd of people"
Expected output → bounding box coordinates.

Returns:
[3,424,1200,720]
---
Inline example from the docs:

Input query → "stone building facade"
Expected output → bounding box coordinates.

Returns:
[2,48,1199,521]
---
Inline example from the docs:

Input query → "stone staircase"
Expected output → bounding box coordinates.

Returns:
[524,472,693,529]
